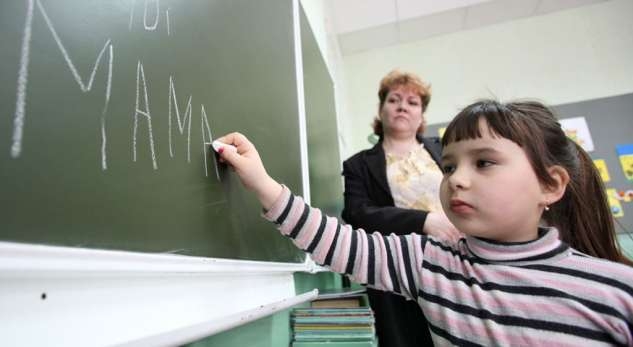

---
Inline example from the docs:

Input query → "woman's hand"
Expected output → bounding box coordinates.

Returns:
[215,132,282,210]
[423,211,463,243]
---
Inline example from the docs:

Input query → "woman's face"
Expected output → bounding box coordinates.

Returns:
[380,86,424,138]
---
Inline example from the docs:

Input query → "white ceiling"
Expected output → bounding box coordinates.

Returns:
[332,0,610,55]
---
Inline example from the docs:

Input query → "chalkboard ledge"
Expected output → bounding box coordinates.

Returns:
[0,241,313,346]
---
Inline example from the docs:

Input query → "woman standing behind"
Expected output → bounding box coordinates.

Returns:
[341,70,461,347]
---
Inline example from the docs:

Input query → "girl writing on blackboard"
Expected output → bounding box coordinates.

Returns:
[215,99,633,345]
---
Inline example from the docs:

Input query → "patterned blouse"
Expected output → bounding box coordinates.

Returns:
[385,144,443,213]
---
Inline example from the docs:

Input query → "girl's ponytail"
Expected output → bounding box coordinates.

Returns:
[548,140,633,266]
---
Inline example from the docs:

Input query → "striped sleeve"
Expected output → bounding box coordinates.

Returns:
[262,186,425,300]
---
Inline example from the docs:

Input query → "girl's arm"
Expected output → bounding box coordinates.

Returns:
[216,132,426,300]
[214,133,282,210]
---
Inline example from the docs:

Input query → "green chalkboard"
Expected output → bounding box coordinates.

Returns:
[301,7,344,218]
[0,0,306,262]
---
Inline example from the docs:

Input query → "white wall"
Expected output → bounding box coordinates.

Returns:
[299,0,354,156]
[341,0,633,158]
[299,0,332,68]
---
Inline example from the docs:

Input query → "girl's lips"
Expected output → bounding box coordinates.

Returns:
[450,199,474,214]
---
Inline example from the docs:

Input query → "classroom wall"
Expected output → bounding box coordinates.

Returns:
[186,312,292,347]
[340,0,633,159]
[299,0,355,156]
[621,235,633,260]
[299,0,331,65]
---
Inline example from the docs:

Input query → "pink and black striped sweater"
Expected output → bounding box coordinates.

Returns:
[264,186,633,346]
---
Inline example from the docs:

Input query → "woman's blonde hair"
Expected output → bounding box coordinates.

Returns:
[372,70,432,137]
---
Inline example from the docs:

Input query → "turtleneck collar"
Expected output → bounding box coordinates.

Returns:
[464,227,571,265]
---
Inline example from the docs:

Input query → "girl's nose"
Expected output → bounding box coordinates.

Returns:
[448,168,469,190]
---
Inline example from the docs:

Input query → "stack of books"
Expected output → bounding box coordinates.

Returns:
[291,288,377,347]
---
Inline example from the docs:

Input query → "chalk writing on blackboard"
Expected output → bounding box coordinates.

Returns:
[168,76,193,162]
[128,0,171,36]
[166,8,171,36]
[133,61,159,170]
[11,0,34,160]
[11,0,114,171]
[143,0,159,31]
[10,0,219,179]
[202,105,221,180]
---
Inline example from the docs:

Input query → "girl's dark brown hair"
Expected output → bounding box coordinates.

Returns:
[372,70,431,137]
[441,99,632,266]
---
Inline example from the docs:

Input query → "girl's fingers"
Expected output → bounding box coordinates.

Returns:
[218,132,252,153]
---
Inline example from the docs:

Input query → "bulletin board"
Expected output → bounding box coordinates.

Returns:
[552,93,633,234]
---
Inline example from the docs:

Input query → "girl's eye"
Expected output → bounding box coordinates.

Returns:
[442,164,455,174]
[476,160,494,168]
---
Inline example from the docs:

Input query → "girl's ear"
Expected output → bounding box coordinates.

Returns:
[541,165,570,206]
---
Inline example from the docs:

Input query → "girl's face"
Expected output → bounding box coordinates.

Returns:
[439,118,548,242]
[380,86,423,137]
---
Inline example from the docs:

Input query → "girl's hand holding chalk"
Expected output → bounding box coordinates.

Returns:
[211,140,237,154]
[214,133,282,209]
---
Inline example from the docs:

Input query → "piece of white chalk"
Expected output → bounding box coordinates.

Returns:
[211,140,237,153]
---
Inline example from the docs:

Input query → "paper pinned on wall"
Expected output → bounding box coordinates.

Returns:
[607,188,624,218]
[616,144,633,181]
[593,159,611,182]
[438,127,446,139]
[559,117,594,152]
[615,190,633,203]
